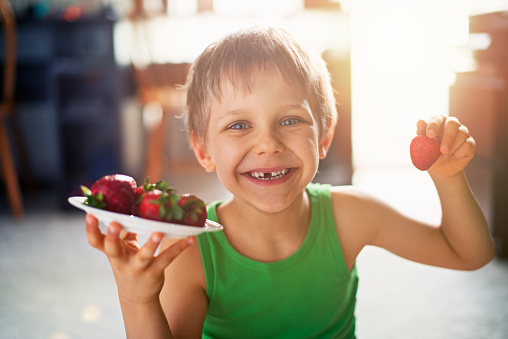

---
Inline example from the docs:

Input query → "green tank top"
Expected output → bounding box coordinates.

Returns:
[198,182,358,339]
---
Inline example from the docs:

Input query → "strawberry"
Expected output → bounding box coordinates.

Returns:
[410,134,441,171]
[173,194,207,227]
[131,177,178,216]
[131,186,147,216]
[138,189,184,222]
[81,174,137,214]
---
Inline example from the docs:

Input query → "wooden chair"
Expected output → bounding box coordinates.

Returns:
[0,0,23,216]
[134,62,190,182]
[129,2,192,183]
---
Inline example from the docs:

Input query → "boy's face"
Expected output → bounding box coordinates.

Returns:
[192,64,332,214]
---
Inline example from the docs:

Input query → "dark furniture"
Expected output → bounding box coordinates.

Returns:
[1,16,124,204]
[0,0,23,216]
[449,11,508,257]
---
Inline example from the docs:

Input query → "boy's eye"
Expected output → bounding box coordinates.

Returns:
[228,121,250,130]
[281,117,300,126]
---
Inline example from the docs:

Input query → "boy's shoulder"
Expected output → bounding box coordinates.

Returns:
[308,182,377,220]
[329,184,367,196]
[327,184,386,222]
[324,184,379,270]
[330,184,380,205]
[308,182,371,201]
[305,182,374,208]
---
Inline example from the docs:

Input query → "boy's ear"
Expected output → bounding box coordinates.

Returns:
[319,125,335,160]
[190,132,216,172]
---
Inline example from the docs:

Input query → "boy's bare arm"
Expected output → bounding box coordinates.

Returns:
[117,240,200,339]
[120,298,172,339]
[423,116,494,268]
[335,183,493,271]
[430,170,494,269]
[159,239,208,339]
[357,173,493,270]
[333,116,494,271]
[85,216,196,339]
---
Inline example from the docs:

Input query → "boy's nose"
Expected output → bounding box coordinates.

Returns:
[253,128,284,155]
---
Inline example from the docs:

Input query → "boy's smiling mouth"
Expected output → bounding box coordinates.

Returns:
[247,168,292,181]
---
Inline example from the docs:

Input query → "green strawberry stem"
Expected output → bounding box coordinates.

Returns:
[142,177,177,194]
[80,185,106,209]
[156,192,184,221]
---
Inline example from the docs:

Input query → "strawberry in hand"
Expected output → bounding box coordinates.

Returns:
[410,134,441,171]
[81,174,137,215]
[412,116,476,177]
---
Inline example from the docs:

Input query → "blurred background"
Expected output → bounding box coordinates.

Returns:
[1,0,508,338]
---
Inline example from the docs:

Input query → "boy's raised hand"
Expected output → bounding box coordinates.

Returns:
[416,115,475,178]
[85,214,195,305]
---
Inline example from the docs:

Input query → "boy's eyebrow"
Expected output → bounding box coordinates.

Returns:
[218,102,311,121]
[282,101,313,115]
[283,103,311,111]
[216,108,248,123]
[220,108,246,117]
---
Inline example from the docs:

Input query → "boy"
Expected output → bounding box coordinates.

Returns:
[85,26,494,338]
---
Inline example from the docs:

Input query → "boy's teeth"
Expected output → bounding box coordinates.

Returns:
[249,169,289,180]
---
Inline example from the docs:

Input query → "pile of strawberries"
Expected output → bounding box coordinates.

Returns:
[81,174,207,227]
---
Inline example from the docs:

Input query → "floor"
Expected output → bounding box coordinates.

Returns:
[1,165,507,339]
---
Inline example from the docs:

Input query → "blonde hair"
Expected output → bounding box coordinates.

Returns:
[183,26,338,142]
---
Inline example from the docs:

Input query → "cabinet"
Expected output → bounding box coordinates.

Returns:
[449,11,508,257]
[1,17,124,203]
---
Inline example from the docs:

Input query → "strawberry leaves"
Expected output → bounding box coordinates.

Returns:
[176,194,207,226]
[139,190,185,222]
[81,185,107,210]
[138,189,207,226]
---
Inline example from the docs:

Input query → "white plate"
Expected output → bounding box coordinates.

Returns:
[68,196,223,238]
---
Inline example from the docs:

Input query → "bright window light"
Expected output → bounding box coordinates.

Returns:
[213,0,304,16]
[350,0,469,171]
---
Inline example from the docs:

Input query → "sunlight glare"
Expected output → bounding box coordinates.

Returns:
[350,0,469,170]
[213,0,304,16]
[82,304,101,323]
[48,332,70,339]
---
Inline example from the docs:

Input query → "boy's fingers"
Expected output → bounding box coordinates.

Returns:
[121,231,139,245]
[135,232,165,266]
[440,117,461,155]
[104,222,124,259]
[451,136,475,160]
[120,231,140,252]
[86,214,105,252]
[425,115,445,139]
[121,231,138,242]
[153,236,196,272]
[416,119,427,135]
[447,125,470,156]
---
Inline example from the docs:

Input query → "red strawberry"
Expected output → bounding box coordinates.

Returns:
[138,190,184,222]
[131,186,147,216]
[410,134,441,171]
[81,174,137,214]
[131,177,178,216]
[173,194,207,227]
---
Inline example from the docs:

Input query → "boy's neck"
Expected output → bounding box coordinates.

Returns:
[216,190,311,262]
